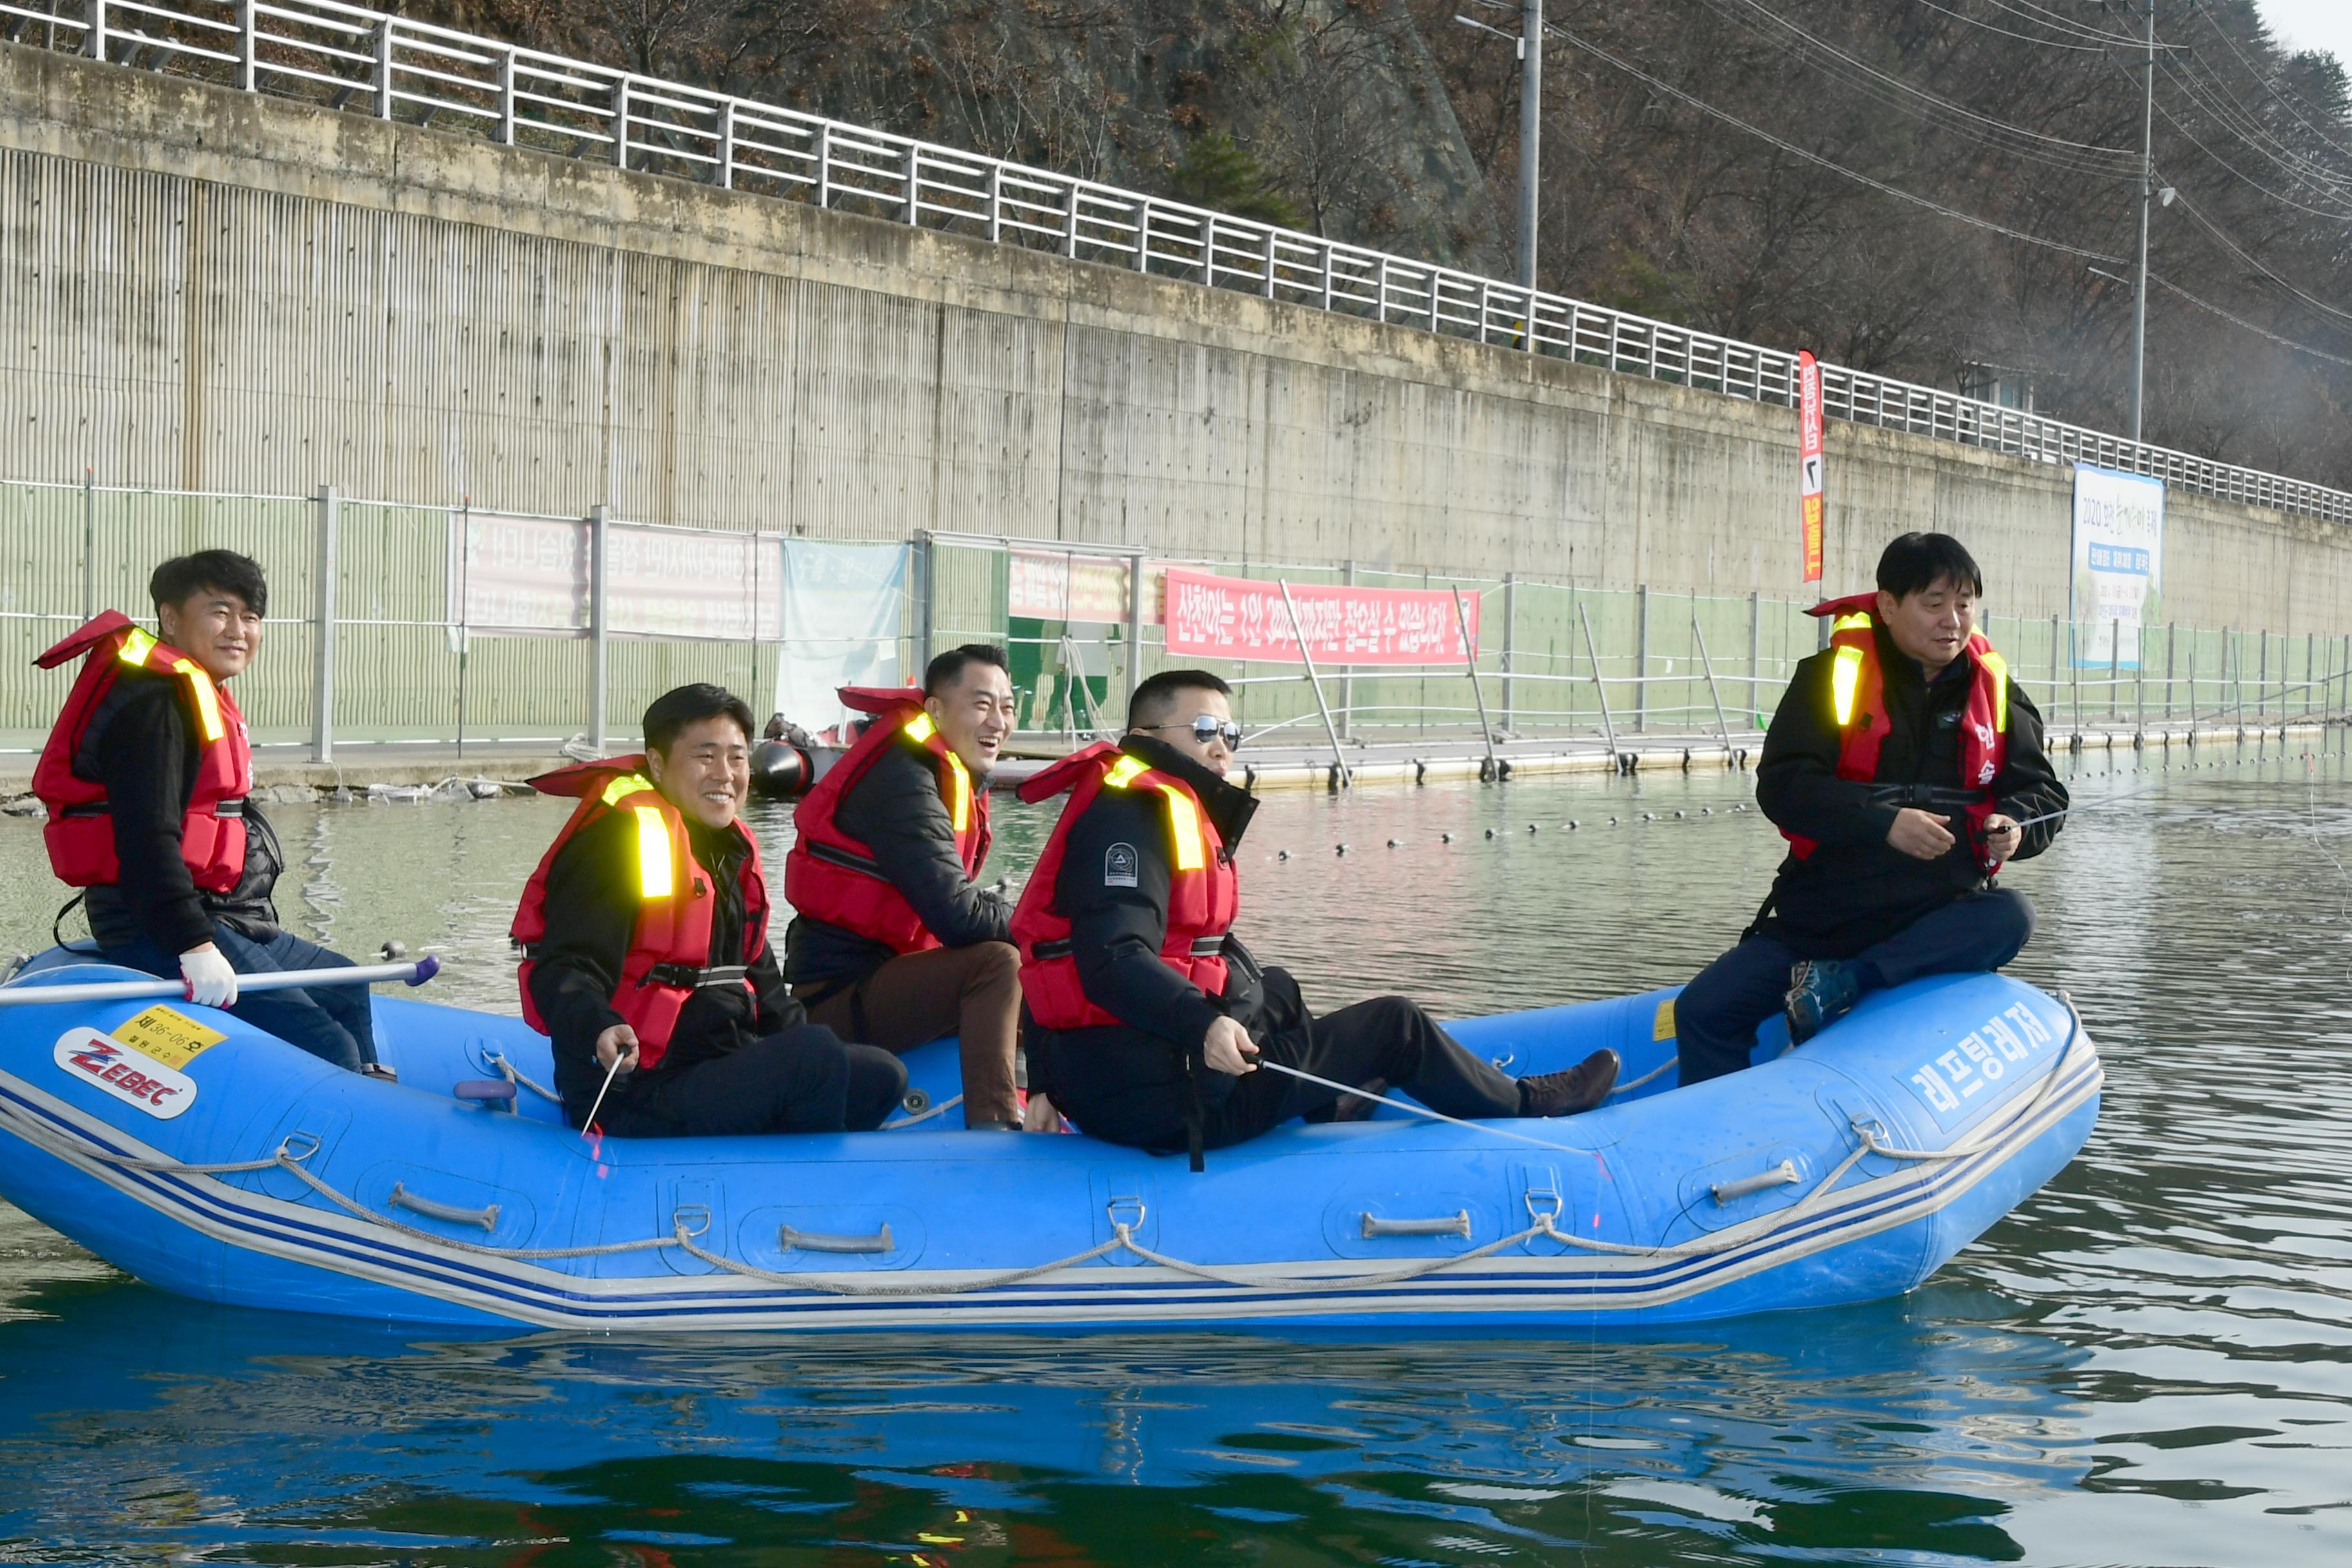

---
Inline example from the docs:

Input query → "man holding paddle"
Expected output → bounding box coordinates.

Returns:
[513,683,905,1137]
[32,551,386,1075]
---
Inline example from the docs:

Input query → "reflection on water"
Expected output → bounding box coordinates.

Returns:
[1,734,2348,1563]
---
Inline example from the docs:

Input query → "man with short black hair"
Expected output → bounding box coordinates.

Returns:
[515,683,905,1136]
[1672,531,2069,1084]
[34,551,382,1074]
[783,644,1028,1129]
[1014,669,1620,1164]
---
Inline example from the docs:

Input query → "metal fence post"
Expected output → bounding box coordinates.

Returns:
[1500,571,1517,731]
[236,0,255,90]
[372,19,393,119]
[311,484,337,763]
[1124,547,1144,711]
[2165,621,2176,722]
[611,77,631,169]
[589,505,610,752]
[1692,613,1731,749]
[1278,580,1349,789]
[2259,629,2269,721]
[717,100,736,190]
[1578,602,1618,756]
[914,529,936,674]
[1634,583,1649,733]
[1338,559,1355,740]
[2050,612,2061,725]
[2108,618,2119,722]
[1748,589,1761,729]
[81,467,95,619]
[2306,631,2315,718]
[84,0,104,59]
[497,48,516,144]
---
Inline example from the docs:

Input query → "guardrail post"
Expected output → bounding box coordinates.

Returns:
[816,122,832,209]
[589,505,610,752]
[717,100,735,190]
[84,0,104,60]
[236,0,255,90]
[1500,571,1516,730]
[986,162,1003,242]
[373,19,393,120]
[1134,202,1150,272]
[1063,179,1081,257]
[1633,583,1649,733]
[1376,256,1390,324]
[1320,244,1334,311]
[311,485,338,763]
[904,146,920,223]
[497,48,516,144]
[611,78,631,168]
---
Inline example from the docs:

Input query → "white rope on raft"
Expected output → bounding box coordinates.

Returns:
[0,995,2090,1297]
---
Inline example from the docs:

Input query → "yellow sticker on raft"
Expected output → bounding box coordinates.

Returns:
[1652,999,1678,1041]
[110,1004,227,1070]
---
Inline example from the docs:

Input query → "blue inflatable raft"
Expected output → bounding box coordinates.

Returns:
[0,951,2100,1331]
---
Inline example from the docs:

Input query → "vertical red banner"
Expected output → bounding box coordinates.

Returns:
[1798,350,1825,584]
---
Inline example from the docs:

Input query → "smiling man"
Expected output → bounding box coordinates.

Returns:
[513,683,904,1137]
[1672,533,2070,1084]
[783,645,1028,1130]
[1012,669,1620,1168]
[34,551,383,1075]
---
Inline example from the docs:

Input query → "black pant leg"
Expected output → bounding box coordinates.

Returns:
[1674,934,1802,1085]
[1857,888,2036,990]
[1206,995,1522,1147]
[844,1044,910,1131]
[647,1025,865,1135]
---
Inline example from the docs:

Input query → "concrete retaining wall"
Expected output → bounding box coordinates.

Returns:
[3,43,2347,634]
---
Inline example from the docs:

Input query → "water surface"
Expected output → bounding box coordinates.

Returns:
[1,736,2347,1565]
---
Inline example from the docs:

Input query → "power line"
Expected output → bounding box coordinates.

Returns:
[1540,17,2352,366]
[1983,0,2141,47]
[1908,0,2105,53]
[2198,3,2352,163]
[1704,0,2140,177]
[2151,90,2352,220]
[2163,184,2352,328]
[2160,55,2352,203]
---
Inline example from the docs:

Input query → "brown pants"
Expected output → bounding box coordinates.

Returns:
[796,943,1022,1128]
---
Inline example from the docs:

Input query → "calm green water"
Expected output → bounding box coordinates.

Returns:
[1,736,2348,1565]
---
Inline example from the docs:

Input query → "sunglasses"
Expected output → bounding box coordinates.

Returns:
[1142,715,1244,749]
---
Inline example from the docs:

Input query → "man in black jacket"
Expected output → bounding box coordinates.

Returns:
[66,552,382,1075]
[783,646,1028,1129]
[524,685,905,1136]
[1674,533,2069,1084]
[1017,671,1620,1161]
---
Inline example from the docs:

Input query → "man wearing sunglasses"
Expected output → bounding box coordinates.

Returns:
[1012,669,1620,1168]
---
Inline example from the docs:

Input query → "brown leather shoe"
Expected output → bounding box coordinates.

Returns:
[1518,1049,1620,1117]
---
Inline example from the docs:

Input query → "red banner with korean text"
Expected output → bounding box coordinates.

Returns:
[1161,569,1479,665]
[1798,350,1825,584]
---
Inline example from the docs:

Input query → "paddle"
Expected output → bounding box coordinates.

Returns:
[0,957,441,1007]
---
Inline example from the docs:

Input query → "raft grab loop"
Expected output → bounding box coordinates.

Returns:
[1,994,2093,1298]
[1362,1211,1473,1239]
[1712,1161,1801,1204]
[387,1182,500,1232]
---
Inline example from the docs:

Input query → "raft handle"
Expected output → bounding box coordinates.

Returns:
[1711,1160,1801,1205]
[1361,1211,1471,1239]
[780,1223,894,1255]
[387,1182,500,1232]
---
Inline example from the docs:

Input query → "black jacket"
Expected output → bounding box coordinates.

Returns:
[75,668,282,954]
[1027,737,1260,1108]
[527,809,808,1128]
[783,734,1010,990]
[1754,625,2068,957]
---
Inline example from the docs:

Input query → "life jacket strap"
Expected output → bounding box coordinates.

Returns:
[59,796,248,820]
[806,840,887,879]
[1030,934,1226,961]
[641,962,752,990]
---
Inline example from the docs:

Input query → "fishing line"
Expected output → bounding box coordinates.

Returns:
[580,1050,627,1140]
[1248,1059,1599,1156]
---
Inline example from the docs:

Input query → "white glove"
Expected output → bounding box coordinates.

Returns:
[179,945,239,1008]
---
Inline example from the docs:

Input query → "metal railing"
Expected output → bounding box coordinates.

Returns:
[5,0,2350,526]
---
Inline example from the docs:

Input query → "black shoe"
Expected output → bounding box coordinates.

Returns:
[1329,1078,1387,1122]
[1784,959,1863,1045]
[359,1062,398,1083]
[1518,1049,1620,1117]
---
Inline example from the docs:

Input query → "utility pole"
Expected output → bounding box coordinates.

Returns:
[1517,0,1542,290]
[1455,3,1544,290]
[2129,0,2155,444]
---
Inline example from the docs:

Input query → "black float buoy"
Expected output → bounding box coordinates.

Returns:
[749,740,816,799]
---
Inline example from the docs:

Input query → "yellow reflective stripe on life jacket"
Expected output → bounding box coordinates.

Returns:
[943,752,972,834]
[602,772,656,808]
[1978,647,2011,731]
[118,627,157,667]
[1161,786,1206,873]
[632,805,675,899]
[1831,612,1873,635]
[903,712,937,745]
[167,659,224,743]
[1101,754,1206,871]
[1830,644,1866,729]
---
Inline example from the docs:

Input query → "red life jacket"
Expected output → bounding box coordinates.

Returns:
[1784,591,2012,872]
[510,757,766,1070]
[32,611,253,892]
[1011,741,1239,1031]
[781,687,992,954]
